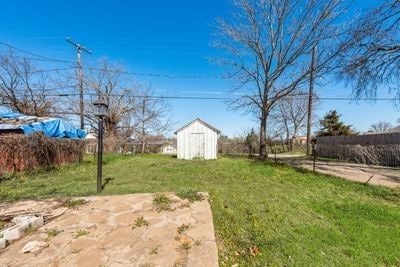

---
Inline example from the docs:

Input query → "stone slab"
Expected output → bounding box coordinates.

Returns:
[0,193,219,266]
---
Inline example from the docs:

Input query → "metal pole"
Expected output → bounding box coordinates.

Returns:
[306,45,317,156]
[77,49,84,130]
[313,146,316,173]
[97,117,103,193]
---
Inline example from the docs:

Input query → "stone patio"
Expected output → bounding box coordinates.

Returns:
[0,193,219,267]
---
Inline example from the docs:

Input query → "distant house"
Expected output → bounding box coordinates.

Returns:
[85,129,97,139]
[292,136,307,145]
[175,118,220,160]
[161,141,177,154]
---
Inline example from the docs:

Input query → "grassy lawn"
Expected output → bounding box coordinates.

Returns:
[1,154,400,266]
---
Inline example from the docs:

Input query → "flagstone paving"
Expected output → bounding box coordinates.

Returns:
[0,193,218,267]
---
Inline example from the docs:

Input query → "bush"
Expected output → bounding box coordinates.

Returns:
[0,133,86,176]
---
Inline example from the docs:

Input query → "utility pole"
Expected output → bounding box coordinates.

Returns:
[306,45,316,156]
[66,37,92,130]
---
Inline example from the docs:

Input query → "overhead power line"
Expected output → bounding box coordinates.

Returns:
[84,67,229,80]
[0,41,73,64]
[8,91,399,102]
[27,67,77,74]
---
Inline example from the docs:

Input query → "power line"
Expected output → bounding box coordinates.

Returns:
[0,41,73,64]
[84,67,229,80]
[27,67,77,74]
[6,92,398,102]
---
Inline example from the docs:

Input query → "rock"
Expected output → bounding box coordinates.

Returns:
[21,240,48,253]
[3,216,44,241]
[3,224,27,241]
[0,237,6,249]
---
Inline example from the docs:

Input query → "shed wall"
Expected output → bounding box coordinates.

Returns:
[177,121,218,160]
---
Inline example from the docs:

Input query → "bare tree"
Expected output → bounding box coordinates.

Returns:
[83,59,140,137]
[340,0,400,100]
[213,0,348,158]
[0,50,54,116]
[270,90,319,147]
[369,121,393,133]
[132,87,172,153]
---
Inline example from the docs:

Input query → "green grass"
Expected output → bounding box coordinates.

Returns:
[63,199,87,208]
[1,154,400,266]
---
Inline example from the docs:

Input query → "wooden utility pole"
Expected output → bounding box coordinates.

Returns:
[66,37,92,130]
[306,45,316,156]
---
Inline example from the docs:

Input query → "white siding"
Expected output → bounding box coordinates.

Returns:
[176,120,218,160]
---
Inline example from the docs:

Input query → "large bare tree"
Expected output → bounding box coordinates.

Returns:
[213,0,347,158]
[0,51,54,116]
[132,87,172,153]
[340,0,400,100]
[82,59,140,137]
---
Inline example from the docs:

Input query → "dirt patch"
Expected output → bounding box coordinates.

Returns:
[275,154,400,188]
[0,193,218,267]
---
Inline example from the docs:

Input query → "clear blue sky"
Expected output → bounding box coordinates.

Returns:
[0,0,398,137]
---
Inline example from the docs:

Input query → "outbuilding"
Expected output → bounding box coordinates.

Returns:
[175,118,220,160]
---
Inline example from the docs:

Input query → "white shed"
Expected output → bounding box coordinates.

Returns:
[175,118,220,160]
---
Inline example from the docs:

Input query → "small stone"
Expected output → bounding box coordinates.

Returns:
[21,240,48,253]
[0,237,6,249]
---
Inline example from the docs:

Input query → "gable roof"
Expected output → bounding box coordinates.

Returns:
[174,118,220,134]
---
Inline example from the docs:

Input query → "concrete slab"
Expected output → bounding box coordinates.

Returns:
[0,193,219,266]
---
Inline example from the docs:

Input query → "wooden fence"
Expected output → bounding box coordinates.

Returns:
[316,133,400,167]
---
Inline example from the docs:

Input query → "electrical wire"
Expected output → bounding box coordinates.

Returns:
[0,41,73,64]
[83,67,228,80]
[4,91,398,101]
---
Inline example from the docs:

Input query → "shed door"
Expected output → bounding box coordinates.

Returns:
[190,133,205,159]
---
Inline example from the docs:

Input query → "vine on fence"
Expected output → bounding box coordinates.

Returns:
[0,133,86,177]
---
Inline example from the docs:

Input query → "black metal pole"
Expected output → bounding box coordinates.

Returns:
[97,117,103,193]
[312,146,316,173]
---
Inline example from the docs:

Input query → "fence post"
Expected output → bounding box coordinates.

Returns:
[312,140,316,173]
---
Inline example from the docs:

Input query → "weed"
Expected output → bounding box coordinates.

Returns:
[0,220,5,231]
[176,190,204,202]
[153,193,172,211]
[179,241,191,251]
[24,225,37,235]
[177,224,190,235]
[46,227,62,238]
[194,240,201,246]
[149,247,158,255]
[132,216,149,229]
[71,248,82,254]
[73,229,89,239]
[64,199,87,208]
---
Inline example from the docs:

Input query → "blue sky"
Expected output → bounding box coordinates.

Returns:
[0,0,398,137]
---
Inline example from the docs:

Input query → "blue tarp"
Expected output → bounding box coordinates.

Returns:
[0,106,86,139]
[0,106,23,118]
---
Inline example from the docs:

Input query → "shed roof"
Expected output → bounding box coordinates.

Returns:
[174,118,220,134]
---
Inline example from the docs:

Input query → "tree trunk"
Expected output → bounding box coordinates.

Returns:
[141,139,146,154]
